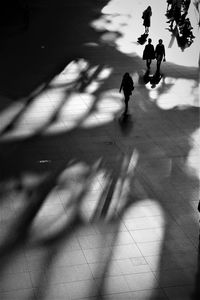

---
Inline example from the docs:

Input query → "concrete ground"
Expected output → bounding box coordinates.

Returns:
[0,0,199,299]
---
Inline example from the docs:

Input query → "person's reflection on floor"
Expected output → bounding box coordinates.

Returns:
[142,70,163,88]
[150,71,163,88]
[118,112,134,135]
[143,69,151,84]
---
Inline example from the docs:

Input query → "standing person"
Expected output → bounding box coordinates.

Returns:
[155,39,166,74]
[142,6,152,33]
[119,73,134,115]
[142,38,155,70]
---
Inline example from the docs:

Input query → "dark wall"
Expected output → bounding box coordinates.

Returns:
[0,1,29,32]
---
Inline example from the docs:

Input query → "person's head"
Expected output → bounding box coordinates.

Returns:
[124,72,129,79]
[148,38,152,44]
[158,39,163,44]
[147,6,151,11]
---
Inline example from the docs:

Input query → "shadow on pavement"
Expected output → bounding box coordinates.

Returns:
[0,1,199,299]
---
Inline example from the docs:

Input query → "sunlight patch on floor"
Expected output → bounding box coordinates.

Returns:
[0,101,24,133]
[0,60,118,138]
[148,78,199,109]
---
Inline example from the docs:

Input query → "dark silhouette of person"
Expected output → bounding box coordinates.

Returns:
[119,73,134,115]
[155,39,166,74]
[142,38,155,70]
[142,6,152,33]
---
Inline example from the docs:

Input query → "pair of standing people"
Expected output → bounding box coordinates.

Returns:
[143,39,166,73]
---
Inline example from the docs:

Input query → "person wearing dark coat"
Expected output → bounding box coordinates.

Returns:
[119,73,134,115]
[142,38,155,69]
[142,6,152,33]
[155,39,166,74]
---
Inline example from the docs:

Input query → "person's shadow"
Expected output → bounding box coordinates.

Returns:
[137,33,148,45]
[143,69,163,88]
[118,112,134,135]
[149,71,163,88]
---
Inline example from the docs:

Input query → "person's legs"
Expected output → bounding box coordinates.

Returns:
[124,94,129,114]
[146,59,151,69]
[156,58,161,74]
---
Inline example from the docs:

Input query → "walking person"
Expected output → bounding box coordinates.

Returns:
[119,73,134,115]
[155,39,166,74]
[142,6,152,34]
[142,38,155,70]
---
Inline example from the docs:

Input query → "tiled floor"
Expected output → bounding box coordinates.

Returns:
[0,0,199,299]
